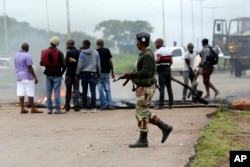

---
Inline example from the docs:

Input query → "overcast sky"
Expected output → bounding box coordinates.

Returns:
[1,0,249,49]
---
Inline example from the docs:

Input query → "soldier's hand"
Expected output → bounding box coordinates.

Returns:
[124,72,131,79]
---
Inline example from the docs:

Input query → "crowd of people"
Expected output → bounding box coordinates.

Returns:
[13,32,220,148]
[14,36,115,114]
[14,34,219,115]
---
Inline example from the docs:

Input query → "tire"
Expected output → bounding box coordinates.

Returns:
[234,61,242,78]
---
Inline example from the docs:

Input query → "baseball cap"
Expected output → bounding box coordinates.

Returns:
[50,36,60,46]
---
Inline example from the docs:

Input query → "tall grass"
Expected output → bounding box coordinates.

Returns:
[112,53,138,74]
[190,108,250,167]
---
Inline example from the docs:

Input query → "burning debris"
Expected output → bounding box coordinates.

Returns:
[231,98,250,110]
[221,92,250,111]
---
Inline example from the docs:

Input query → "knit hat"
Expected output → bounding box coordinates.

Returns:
[50,36,60,46]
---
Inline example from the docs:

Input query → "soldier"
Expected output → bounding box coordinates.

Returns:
[122,32,173,148]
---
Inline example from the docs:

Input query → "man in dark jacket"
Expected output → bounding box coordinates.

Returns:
[64,39,80,112]
[40,36,66,114]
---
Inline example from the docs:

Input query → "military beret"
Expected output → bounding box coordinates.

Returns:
[136,32,150,43]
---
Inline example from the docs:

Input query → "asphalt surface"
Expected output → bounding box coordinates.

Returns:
[0,72,250,167]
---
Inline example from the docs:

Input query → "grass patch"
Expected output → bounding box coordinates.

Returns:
[189,108,250,167]
[112,53,138,74]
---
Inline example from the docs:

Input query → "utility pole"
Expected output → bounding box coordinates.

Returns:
[203,6,224,22]
[180,0,183,47]
[66,0,71,39]
[162,0,166,42]
[3,0,8,55]
[193,0,206,40]
[45,0,50,33]
[191,0,195,43]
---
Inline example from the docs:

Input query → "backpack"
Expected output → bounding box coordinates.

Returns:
[207,46,219,65]
[41,48,59,67]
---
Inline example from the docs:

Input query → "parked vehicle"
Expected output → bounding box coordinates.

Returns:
[168,47,201,75]
[0,57,14,73]
[213,17,250,77]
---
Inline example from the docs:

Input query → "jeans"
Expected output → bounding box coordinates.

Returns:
[98,73,113,108]
[182,71,195,100]
[65,75,79,109]
[46,76,62,111]
[157,66,173,107]
[81,72,97,109]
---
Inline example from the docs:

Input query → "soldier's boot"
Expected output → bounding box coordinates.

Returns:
[129,131,148,148]
[156,119,173,143]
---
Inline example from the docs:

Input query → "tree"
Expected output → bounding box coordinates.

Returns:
[95,19,153,41]
[95,20,154,54]
[0,15,96,58]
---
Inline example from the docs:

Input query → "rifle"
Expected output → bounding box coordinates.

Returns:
[113,74,136,91]
[171,76,208,105]
[113,74,130,87]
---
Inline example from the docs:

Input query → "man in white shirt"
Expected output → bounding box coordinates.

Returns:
[154,38,174,109]
[182,43,197,103]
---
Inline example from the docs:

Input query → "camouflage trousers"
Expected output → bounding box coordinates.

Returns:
[135,84,159,132]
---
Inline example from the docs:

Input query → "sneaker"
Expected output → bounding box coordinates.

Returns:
[47,109,53,114]
[74,108,80,112]
[54,110,67,114]
[107,106,115,110]
[81,108,88,113]
[90,108,98,113]
[203,94,210,99]
[31,109,43,114]
[20,109,29,114]
[154,106,164,110]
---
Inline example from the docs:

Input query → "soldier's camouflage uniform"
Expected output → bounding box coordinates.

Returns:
[131,48,159,132]
[128,32,172,148]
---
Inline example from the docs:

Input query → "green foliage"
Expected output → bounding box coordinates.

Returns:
[190,109,250,167]
[95,19,154,54]
[0,15,96,60]
[112,53,138,74]
[95,19,153,42]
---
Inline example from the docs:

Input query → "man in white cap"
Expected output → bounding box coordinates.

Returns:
[40,36,66,114]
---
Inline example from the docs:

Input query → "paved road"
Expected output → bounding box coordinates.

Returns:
[1,72,250,103]
[0,105,215,167]
[0,71,249,167]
